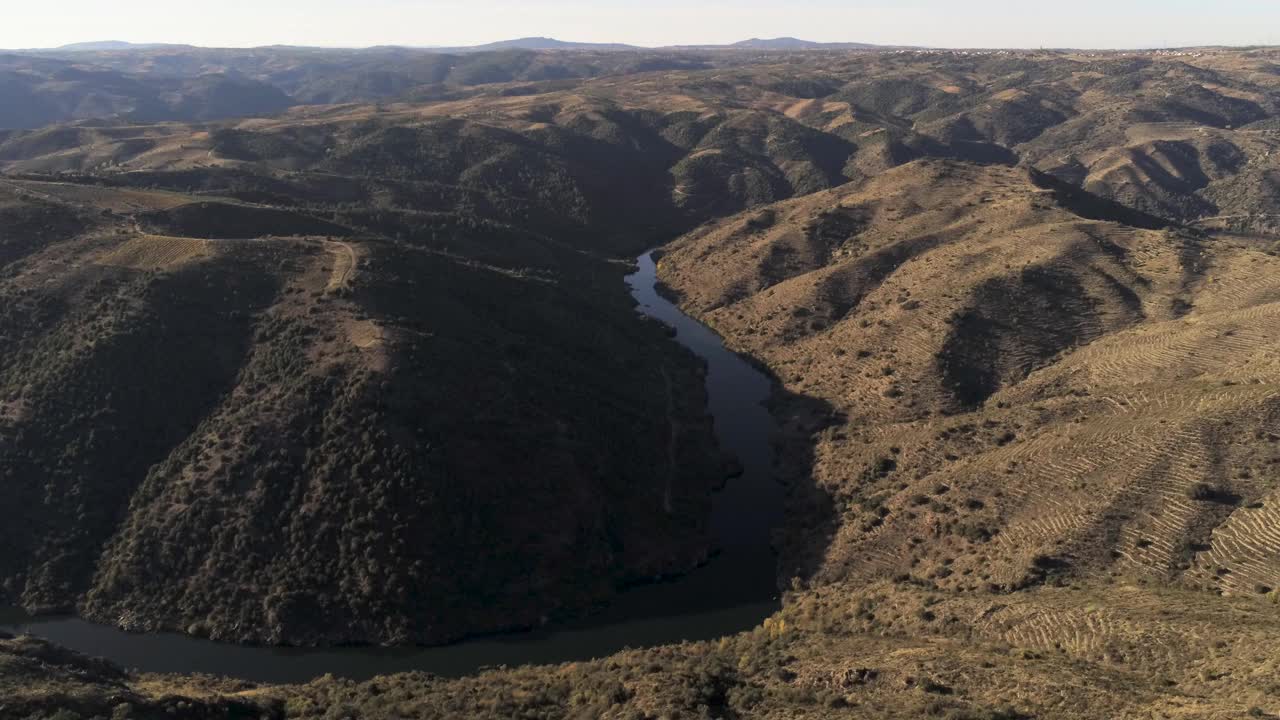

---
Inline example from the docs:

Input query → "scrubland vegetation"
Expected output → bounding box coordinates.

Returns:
[5,44,1280,718]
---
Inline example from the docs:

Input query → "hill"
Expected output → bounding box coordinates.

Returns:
[0,168,731,644]
[658,158,1278,594]
[455,37,643,52]
[51,41,185,52]
[0,56,294,129]
[0,47,715,128]
[5,44,1280,719]
[729,37,885,50]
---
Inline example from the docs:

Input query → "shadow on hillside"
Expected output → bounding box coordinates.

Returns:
[603,253,841,628]
[1028,168,1172,229]
[519,364,841,642]
[764,380,842,592]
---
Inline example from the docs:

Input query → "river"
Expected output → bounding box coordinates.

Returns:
[0,250,783,684]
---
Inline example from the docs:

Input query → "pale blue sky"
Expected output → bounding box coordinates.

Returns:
[6,0,1280,50]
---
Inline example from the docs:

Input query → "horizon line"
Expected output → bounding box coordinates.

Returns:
[5,36,1276,54]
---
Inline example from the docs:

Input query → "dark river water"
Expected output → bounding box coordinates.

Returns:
[0,250,783,684]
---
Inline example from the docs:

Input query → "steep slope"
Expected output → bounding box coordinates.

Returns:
[7,47,1280,718]
[659,159,1280,599]
[0,182,727,645]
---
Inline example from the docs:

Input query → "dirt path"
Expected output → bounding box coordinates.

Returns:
[1191,213,1280,224]
[323,240,357,291]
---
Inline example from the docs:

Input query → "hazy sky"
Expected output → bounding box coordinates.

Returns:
[6,0,1280,50]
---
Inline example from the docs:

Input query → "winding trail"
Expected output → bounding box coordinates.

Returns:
[323,239,358,291]
[1190,213,1280,224]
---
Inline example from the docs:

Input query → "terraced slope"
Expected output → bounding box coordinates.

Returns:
[658,159,1280,596]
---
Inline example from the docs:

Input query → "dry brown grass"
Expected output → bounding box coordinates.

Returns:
[656,158,1280,715]
[6,46,1280,718]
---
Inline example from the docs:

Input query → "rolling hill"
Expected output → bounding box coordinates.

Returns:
[452,37,643,52]
[50,41,189,52]
[5,44,1280,719]
[729,37,887,50]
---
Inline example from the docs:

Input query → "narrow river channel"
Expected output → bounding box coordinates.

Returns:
[0,250,784,684]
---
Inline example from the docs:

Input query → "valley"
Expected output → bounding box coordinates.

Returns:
[1,247,784,683]
[3,42,1280,719]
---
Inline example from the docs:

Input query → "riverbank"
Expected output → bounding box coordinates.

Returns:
[1,251,784,683]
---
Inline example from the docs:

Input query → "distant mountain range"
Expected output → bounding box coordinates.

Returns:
[0,35,917,130]
[9,36,901,54]
[726,37,886,50]
[446,37,644,52]
[437,36,895,52]
[49,41,193,52]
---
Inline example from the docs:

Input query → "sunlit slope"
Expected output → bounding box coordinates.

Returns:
[660,159,1280,600]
